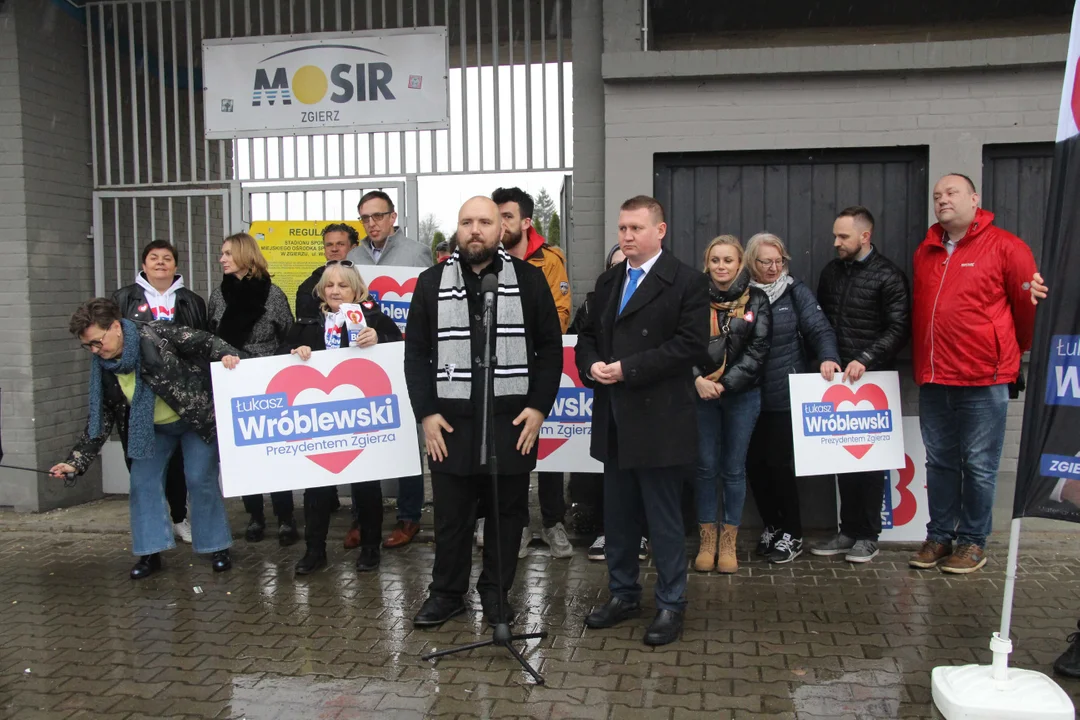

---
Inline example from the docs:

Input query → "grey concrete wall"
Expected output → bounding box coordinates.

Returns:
[569,1,606,296]
[0,0,101,511]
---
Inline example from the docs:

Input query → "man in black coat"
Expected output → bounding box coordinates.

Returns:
[295,223,360,321]
[575,195,709,646]
[811,206,910,564]
[404,196,562,628]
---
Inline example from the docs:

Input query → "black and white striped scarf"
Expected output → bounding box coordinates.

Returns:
[436,247,529,400]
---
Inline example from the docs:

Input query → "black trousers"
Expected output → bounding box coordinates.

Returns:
[430,471,529,602]
[125,449,186,523]
[746,410,803,538]
[304,482,382,549]
[243,491,296,523]
[537,471,566,528]
[838,470,886,541]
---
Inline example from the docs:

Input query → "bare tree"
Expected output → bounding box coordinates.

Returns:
[533,189,556,236]
[418,213,440,244]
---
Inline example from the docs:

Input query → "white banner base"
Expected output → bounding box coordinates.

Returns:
[931,663,1074,719]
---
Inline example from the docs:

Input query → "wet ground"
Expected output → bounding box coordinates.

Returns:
[0,496,1077,719]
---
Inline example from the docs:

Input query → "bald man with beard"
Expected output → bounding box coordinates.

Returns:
[404,197,563,628]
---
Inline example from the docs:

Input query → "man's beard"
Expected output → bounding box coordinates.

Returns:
[463,240,497,265]
[501,228,524,249]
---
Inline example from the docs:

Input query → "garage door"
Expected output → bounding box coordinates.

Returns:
[653,147,929,286]
[981,143,1054,265]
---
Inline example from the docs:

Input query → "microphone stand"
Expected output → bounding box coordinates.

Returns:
[421,277,548,684]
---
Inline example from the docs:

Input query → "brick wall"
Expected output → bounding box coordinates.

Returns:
[0,0,100,510]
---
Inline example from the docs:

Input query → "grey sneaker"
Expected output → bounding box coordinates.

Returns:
[845,539,879,564]
[475,518,485,549]
[809,533,856,557]
[518,527,531,559]
[540,522,574,558]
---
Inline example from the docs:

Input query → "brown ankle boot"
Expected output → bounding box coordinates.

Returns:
[694,523,718,572]
[716,524,739,574]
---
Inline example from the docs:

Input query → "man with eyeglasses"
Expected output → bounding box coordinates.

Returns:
[296,223,361,322]
[346,190,434,549]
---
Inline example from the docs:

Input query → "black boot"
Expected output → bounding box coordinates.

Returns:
[295,544,328,575]
[355,545,380,572]
[130,553,162,580]
[278,517,300,547]
[245,516,266,542]
[1054,621,1080,679]
[211,550,232,572]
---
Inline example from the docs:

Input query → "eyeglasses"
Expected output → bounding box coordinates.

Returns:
[755,258,785,269]
[325,259,355,268]
[80,325,114,351]
[358,211,392,224]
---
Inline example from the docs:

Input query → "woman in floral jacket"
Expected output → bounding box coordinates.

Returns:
[51,298,242,580]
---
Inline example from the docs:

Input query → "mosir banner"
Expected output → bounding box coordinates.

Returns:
[359,265,421,335]
[789,371,905,477]
[211,343,421,497]
[203,27,450,139]
[535,337,603,474]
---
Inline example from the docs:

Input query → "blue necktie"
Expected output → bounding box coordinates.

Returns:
[619,268,645,314]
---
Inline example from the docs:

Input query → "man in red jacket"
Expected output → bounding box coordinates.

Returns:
[908,173,1037,574]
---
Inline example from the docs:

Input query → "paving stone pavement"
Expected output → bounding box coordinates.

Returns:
[0,498,1077,719]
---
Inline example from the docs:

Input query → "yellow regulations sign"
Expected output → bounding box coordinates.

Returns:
[249,220,366,314]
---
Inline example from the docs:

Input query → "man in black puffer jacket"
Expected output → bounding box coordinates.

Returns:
[811,206,910,564]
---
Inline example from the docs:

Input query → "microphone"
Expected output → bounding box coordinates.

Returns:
[481,273,499,308]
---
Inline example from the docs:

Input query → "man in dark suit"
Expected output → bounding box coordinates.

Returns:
[404,196,562,628]
[575,195,709,646]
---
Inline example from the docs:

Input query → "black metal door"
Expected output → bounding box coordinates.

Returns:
[982,143,1054,265]
[653,147,929,285]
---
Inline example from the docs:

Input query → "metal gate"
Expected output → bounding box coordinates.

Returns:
[86,0,573,289]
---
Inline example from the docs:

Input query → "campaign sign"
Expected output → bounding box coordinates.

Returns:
[1044,334,1080,406]
[535,336,603,473]
[881,417,929,542]
[361,265,421,334]
[211,343,421,497]
[790,371,905,476]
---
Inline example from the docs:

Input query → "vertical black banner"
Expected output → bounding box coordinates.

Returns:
[1014,2,1080,523]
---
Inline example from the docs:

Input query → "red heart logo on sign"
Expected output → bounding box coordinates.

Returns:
[264,358,392,474]
[538,347,584,460]
[368,276,417,300]
[820,383,889,460]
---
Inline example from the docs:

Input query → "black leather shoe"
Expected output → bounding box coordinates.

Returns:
[481,596,516,627]
[1054,621,1080,679]
[643,609,683,646]
[295,547,327,575]
[245,518,265,542]
[278,519,300,547]
[355,546,380,572]
[585,597,641,629]
[412,595,466,627]
[130,553,162,580]
[211,550,232,573]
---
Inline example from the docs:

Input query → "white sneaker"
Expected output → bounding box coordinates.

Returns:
[587,535,606,561]
[540,522,574,558]
[173,519,192,544]
[638,537,650,561]
[518,527,531,559]
[475,518,485,549]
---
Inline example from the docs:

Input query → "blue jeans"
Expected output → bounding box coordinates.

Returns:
[695,389,761,526]
[394,475,424,523]
[604,460,689,613]
[128,421,232,556]
[919,384,1009,548]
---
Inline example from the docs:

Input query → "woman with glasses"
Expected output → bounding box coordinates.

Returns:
[50,298,241,579]
[692,236,772,574]
[743,233,840,565]
[282,261,403,575]
[208,232,297,546]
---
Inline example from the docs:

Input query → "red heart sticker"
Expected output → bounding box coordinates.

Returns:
[538,347,584,460]
[264,358,392,474]
[368,276,417,300]
[820,383,890,459]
